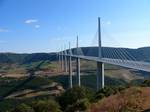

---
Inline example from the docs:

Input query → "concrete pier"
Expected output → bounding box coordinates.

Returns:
[97,62,104,90]
[76,58,81,86]
[68,42,73,88]
[76,36,81,86]
[69,55,73,88]
[97,17,105,91]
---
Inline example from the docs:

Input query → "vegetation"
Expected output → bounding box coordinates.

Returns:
[142,80,150,87]
[0,80,150,112]
[0,50,150,112]
[0,77,53,96]
[90,87,150,112]
[58,86,93,111]
[0,76,56,111]
[51,75,127,90]
[0,47,150,64]
[65,98,90,112]
[11,103,34,112]
[10,99,62,112]
[0,53,56,64]
[31,99,62,112]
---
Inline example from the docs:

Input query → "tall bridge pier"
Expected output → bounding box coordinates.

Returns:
[68,42,73,88]
[58,17,150,90]
[59,17,105,90]
[61,48,64,71]
[97,17,104,91]
[58,52,61,71]
[64,47,68,73]
[76,36,81,86]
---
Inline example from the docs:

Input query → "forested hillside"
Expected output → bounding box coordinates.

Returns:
[0,47,150,64]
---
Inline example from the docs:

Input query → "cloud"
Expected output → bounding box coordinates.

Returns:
[0,28,9,32]
[35,25,40,28]
[25,19,38,24]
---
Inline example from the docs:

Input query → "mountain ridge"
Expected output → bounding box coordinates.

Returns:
[0,46,150,64]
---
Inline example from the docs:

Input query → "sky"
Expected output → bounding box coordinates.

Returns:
[0,0,150,53]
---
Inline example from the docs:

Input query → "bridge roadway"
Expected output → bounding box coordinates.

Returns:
[64,54,150,72]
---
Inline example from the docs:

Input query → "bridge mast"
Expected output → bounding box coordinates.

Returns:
[76,36,81,86]
[97,17,104,91]
[68,42,73,88]
[58,52,61,71]
[61,47,64,71]
[64,45,68,73]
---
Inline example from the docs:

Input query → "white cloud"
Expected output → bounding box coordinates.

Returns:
[0,28,9,32]
[35,25,40,28]
[25,19,38,24]
[25,19,41,29]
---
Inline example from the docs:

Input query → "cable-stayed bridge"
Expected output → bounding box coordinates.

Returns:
[65,54,150,72]
[58,17,150,91]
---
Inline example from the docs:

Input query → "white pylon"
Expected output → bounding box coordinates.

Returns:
[97,17,104,91]
[76,36,81,86]
[69,42,73,88]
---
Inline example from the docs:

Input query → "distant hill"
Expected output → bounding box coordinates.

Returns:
[22,53,56,63]
[0,46,150,64]
[0,53,57,64]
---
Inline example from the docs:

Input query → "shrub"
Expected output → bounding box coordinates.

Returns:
[58,86,93,110]
[94,86,115,101]
[11,103,34,112]
[32,99,62,112]
[65,98,90,112]
[142,80,150,87]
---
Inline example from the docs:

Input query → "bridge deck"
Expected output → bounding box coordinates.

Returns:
[64,54,150,72]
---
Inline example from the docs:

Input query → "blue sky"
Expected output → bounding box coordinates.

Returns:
[0,0,150,53]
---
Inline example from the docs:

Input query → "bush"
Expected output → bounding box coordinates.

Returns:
[32,99,62,112]
[94,86,115,101]
[58,86,93,110]
[11,103,34,112]
[142,80,150,87]
[65,98,90,112]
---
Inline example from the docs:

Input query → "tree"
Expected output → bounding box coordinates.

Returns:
[11,103,34,112]
[142,80,150,87]
[94,86,115,101]
[32,99,62,112]
[65,98,90,112]
[58,86,93,111]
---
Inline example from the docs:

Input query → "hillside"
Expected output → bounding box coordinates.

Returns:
[0,53,56,64]
[0,47,150,112]
[0,47,150,64]
[89,87,150,112]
